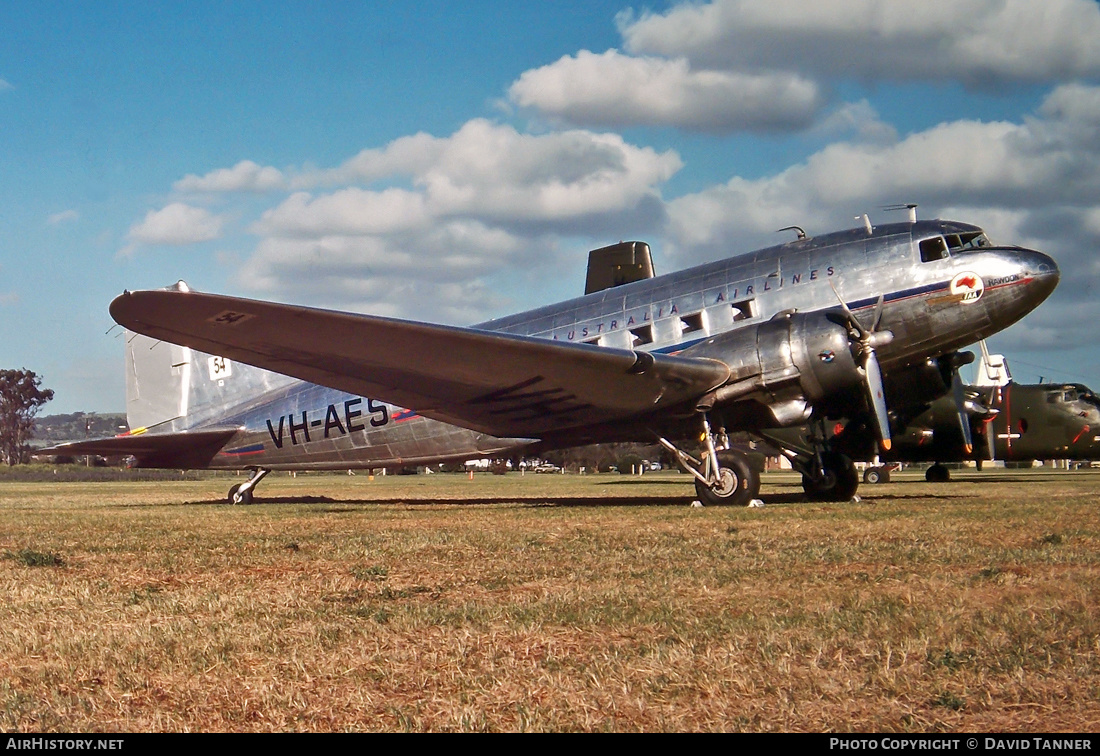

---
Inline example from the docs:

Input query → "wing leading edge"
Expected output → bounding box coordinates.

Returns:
[109,288,731,439]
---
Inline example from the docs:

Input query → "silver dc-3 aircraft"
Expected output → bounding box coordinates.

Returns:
[51,213,1059,505]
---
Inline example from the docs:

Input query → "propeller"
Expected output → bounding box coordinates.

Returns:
[942,351,986,457]
[981,411,999,460]
[962,385,999,460]
[950,371,974,454]
[829,283,895,451]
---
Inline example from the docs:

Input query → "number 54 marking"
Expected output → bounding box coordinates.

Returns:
[208,356,233,381]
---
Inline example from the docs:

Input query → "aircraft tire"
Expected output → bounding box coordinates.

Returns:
[863,466,890,484]
[228,483,254,505]
[803,452,859,501]
[925,464,951,483]
[694,450,759,507]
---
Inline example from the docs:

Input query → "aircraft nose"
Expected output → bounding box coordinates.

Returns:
[1021,248,1060,301]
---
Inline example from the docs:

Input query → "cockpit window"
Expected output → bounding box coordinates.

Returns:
[1048,387,1099,406]
[945,232,992,253]
[919,231,991,262]
[919,236,949,262]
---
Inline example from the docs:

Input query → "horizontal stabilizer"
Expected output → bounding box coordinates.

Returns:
[109,288,732,438]
[37,427,240,468]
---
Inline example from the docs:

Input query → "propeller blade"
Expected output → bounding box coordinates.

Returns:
[951,370,974,454]
[865,351,892,451]
[830,280,894,451]
[828,280,868,338]
[870,293,885,332]
[983,415,997,461]
[828,282,893,349]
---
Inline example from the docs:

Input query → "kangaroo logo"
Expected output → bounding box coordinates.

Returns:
[950,271,984,304]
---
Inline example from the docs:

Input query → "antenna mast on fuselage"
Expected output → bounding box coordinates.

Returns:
[883,203,919,224]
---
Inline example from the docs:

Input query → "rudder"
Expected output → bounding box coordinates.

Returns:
[125,330,295,433]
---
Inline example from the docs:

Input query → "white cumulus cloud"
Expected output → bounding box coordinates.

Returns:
[620,0,1100,86]
[125,203,226,249]
[509,49,822,132]
[174,160,286,193]
[292,119,681,222]
[244,220,531,322]
[236,120,681,321]
[254,189,430,237]
[506,1,1100,133]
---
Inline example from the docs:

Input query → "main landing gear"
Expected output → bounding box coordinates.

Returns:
[925,463,951,483]
[800,450,859,501]
[762,421,861,502]
[656,415,761,507]
[227,467,269,505]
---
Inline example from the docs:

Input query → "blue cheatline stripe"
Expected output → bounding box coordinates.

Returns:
[221,443,264,456]
[848,280,950,311]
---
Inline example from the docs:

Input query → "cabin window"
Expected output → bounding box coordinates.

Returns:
[583,336,601,346]
[680,312,705,336]
[919,237,949,262]
[731,298,756,321]
[630,325,654,347]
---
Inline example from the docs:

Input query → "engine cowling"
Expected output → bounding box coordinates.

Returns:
[682,310,867,426]
[882,351,974,409]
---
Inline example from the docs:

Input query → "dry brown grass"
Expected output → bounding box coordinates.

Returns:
[1,468,1098,732]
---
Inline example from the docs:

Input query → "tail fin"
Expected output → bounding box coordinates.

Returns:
[125,331,188,432]
[125,330,295,433]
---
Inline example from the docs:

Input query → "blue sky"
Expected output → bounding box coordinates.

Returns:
[4,0,1100,414]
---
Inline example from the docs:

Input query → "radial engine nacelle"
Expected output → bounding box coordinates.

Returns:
[683,310,874,427]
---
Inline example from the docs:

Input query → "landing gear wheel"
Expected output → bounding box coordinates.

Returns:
[863,466,890,484]
[803,451,859,501]
[694,450,760,507]
[228,483,253,505]
[925,463,950,483]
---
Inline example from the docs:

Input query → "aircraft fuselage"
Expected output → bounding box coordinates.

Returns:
[484,220,1055,374]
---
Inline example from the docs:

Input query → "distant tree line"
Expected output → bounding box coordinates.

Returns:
[33,412,128,443]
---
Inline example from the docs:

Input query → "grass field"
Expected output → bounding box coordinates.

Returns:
[1,467,1098,732]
